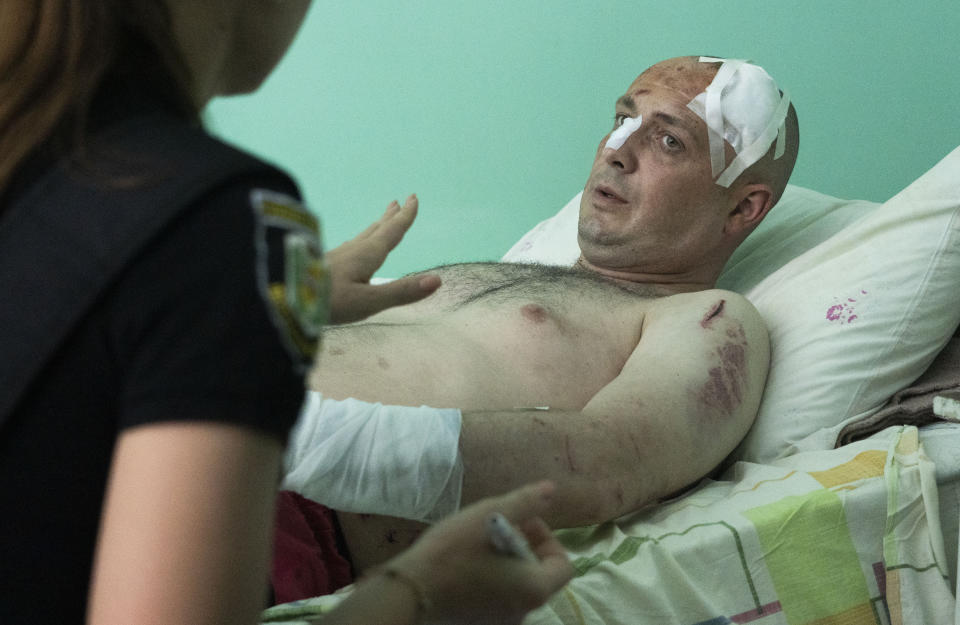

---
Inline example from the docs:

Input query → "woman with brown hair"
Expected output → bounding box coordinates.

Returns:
[0,2,570,623]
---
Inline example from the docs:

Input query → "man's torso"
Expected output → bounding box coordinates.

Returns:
[311,262,700,572]
[311,262,667,410]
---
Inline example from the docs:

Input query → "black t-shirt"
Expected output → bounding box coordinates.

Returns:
[0,145,312,620]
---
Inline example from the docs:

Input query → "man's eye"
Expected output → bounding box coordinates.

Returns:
[613,114,628,128]
[661,134,682,150]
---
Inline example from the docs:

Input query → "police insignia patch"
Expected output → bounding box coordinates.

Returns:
[251,189,329,370]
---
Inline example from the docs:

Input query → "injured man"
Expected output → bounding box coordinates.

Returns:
[283,55,801,575]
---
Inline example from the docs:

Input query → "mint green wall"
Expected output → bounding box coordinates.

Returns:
[208,0,959,277]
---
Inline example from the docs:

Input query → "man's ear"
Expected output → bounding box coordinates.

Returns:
[725,184,773,235]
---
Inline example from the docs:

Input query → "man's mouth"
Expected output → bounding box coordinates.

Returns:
[594,184,627,203]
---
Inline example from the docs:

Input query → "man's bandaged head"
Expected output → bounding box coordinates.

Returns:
[687,57,791,188]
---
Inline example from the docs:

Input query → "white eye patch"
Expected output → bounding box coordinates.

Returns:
[687,57,790,187]
[604,115,643,150]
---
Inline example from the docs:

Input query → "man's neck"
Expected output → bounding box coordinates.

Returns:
[574,257,717,296]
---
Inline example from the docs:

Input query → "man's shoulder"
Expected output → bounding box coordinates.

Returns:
[635,289,771,398]
[650,289,764,325]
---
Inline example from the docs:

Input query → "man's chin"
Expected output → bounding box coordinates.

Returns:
[576,245,632,274]
[578,226,628,253]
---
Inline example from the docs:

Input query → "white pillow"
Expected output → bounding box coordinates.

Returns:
[502,192,582,266]
[715,187,879,293]
[732,147,960,461]
[503,146,960,462]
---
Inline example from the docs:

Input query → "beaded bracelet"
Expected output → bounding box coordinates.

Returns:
[382,565,433,621]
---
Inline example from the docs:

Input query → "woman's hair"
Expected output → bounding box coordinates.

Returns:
[0,1,196,194]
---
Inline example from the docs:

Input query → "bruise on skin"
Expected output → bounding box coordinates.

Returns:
[700,299,726,328]
[381,526,422,549]
[726,325,746,341]
[698,320,748,417]
[627,431,643,458]
[633,59,715,95]
[565,435,577,472]
[613,483,625,506]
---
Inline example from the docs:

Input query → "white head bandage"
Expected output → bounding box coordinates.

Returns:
[687,57,790,187]
[604,115,643,150]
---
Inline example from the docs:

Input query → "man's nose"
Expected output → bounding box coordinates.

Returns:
[602,140,638,172]
[601,116,642,171]
[605,116,642,150]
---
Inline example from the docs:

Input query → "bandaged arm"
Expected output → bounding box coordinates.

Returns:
[282,392,463,523]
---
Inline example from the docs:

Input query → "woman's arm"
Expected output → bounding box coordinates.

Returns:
[87,421,283,625]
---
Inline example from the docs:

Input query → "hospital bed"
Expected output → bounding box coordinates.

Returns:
[263,144,960,625]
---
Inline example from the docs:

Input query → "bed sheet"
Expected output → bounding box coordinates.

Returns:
[919,423,960,594]
[527,427,953,625]
[261,425,956,625]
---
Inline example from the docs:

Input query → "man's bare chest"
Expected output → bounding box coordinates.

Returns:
[314,263,654,409]
[406,262,660,313]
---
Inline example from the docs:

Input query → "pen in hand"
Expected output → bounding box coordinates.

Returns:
[486,512,538,561]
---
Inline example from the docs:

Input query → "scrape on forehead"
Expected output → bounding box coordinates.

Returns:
[634,57,719,95]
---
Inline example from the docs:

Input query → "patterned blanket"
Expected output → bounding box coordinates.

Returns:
[261,426,955,625]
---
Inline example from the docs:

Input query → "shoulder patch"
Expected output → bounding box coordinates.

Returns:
[251,189,329,371]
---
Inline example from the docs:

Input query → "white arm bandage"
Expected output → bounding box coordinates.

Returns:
[282,391,464,523]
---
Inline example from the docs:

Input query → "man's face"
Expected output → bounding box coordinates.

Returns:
[578,59,734,278]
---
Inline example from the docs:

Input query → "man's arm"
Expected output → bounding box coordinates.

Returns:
[286,290,768,529]
[458,290,769,527]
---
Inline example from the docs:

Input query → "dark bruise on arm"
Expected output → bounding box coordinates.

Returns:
[697,300,749,417]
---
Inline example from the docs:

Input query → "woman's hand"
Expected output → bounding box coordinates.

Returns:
[385,481,574,625]
[325,195,441,324]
